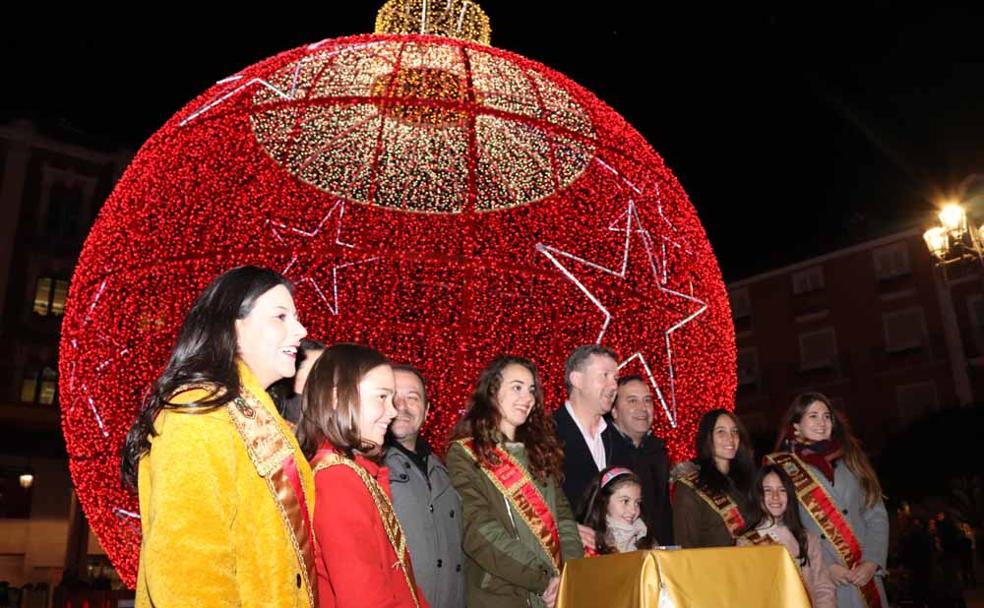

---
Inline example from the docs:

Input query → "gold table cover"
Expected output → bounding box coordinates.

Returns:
[557,545,811,608]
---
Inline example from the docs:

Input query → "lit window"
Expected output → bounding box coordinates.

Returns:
[51,280,69,316]
[39,368,58,405]
[21,371,38,403]
[33,278,53,315]
[32,277,69,317]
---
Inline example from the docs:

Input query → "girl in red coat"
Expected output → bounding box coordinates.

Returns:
[296,343,429,608]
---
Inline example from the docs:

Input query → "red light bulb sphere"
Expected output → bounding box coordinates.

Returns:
[60,32,736,585]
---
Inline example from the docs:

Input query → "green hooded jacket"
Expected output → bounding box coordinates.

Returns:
[447,440,584,608]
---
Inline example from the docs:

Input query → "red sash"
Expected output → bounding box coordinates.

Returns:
[676,472,747,538]
[455,439,562,572]
[766,452,882,608]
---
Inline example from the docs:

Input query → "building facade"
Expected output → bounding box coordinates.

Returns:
[0,119,129,589]
[729,229,984,454]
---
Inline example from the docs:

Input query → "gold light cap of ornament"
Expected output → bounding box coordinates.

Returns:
[375,0,491,45]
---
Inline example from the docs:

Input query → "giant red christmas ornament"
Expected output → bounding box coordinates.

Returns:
[60,1,735,585]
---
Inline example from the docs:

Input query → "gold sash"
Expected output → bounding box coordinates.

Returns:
[676,472,747,538]
[226,389,317,608]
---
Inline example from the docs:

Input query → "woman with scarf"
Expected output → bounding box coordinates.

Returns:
[671,408,755,548]
[769,392,888,608]
[447,356,583,608]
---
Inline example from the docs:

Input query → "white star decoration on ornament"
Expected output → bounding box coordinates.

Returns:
[536,198,707,428]
[268,200,379,316]
[68,281,131,438]
[180,42,388,126]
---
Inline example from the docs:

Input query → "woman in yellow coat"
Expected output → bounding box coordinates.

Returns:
[121,266,317,607]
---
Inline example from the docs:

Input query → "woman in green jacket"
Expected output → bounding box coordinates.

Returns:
[448,356,583,608]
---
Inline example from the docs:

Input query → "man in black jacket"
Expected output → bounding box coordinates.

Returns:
[609,375,674,545]
[553,345,631,515]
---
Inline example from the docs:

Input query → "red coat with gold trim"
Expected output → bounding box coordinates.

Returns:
[312,444,429,608]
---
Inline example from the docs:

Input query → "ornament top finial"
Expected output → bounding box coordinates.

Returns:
[375,0,491,45]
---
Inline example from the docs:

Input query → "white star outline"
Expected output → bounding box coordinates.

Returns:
[535,189,707,429]
[268,200,379,316]
[112,507,142,537]
[66,278,129,438]
[179,42,387,127]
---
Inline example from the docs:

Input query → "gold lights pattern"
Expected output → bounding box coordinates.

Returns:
[375,0,491,45]
[250,38,596,213]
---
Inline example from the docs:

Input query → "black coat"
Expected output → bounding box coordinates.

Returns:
[553,404,631,513]
[610,427,674,545]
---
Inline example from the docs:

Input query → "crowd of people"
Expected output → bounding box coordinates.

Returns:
[123,266,893,607]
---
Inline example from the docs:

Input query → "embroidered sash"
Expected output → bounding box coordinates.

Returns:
[765,452,882,608]
[226,390,317,607]
[738,529,774,546]
[455,438,562,572]
[676,472,747,538]
[311,452,421,608]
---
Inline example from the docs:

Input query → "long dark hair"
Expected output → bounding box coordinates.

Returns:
[744,464,810,566]
[268,338,326,414]
[451,356,564,483]
[578,467,654,554]
[295,343,390,462]
[694,408,754,498]
[121,266,293,487]
[775,392,883,508]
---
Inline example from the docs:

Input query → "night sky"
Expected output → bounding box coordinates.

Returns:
[4,4,983,279]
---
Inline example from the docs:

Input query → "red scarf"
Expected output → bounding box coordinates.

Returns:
[792,438,843,483]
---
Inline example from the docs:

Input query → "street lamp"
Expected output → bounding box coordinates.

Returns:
[923,198,983,408]
[923,201,984,277]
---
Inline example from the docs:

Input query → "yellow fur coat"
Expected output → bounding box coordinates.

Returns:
[135,361,316,607]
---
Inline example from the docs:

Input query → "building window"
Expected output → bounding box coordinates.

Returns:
[873,242,911,280]
[46,181,84,237]
[33,277,69,316]
[882,307,927,353]
[729,288,751,320]
[20,367,58,405]
[896,381,938,427]
[799,327,837,370]
[39,367,58,405]
[40,164,97,239]
[792,266,824,295]
[737,348,759,386]
[20,370,38,403]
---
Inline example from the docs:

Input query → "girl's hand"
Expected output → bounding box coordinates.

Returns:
[828,564,853,586]
[542,576,561,608]
[850,561,878,586]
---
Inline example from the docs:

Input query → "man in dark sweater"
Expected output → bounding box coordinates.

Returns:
[609,375,674,545]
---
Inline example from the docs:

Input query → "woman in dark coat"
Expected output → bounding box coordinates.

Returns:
[671,409,754,548]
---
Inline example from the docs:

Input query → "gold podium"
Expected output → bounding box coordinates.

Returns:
[557,545,811,608]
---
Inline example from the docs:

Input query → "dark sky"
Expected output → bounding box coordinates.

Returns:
[4,3,983,279]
